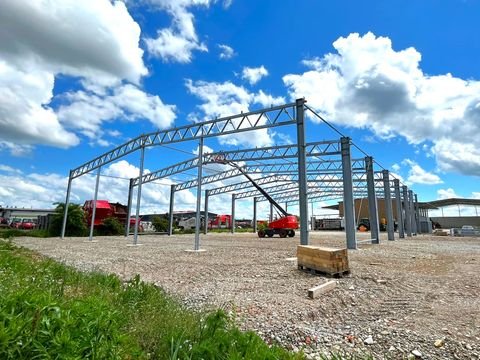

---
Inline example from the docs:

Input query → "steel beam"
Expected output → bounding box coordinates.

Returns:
[296,98,309,245]
[231,194,236,234]
[204,189,209,235]
[253,197,258,233]
[194,137,203,250]
[341,137,356,250]
[366,157,380,244]
[168,185,175,236]
[403,186,412,237]
[60,172,73,239]
[88,167,101,241]
[70,102,299,179]
[409,190,417,236]
[382,170,394,241]
[414,194,421,234]
[125,179,134,237]
[133,145,145,245]
[394,179,405,238]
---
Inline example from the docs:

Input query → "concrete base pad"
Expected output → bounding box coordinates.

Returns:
[127,243,143,247]
[184,249,206,253]
[83,240,98,243]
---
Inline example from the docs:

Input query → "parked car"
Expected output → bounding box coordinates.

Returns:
[461,225,475,236]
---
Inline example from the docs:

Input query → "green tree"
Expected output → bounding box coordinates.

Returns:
[152,216,169,232]
[48,203,88,237]
[97,217,124,236]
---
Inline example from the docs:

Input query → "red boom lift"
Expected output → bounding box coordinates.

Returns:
[211,156,298,238]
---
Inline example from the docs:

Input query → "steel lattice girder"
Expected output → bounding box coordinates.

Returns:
[253,184,369,203]
[203,140,340,163]
[70,102,298,179]
[207,174,293,196]
[130,141,341,187]
[173,160,339,192]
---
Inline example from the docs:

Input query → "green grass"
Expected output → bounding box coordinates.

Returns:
[0,239,304,359]
[0,229,48,239]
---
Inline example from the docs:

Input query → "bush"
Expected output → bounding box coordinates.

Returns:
[96,217,124,236]
[48,203,88,237]
[152,216,169,232]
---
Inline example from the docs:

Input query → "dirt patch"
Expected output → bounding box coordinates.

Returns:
[14,232,480,359]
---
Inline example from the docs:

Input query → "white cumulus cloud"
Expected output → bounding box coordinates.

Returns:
[185,79,285,148]
[0,0,157,151]
[57,84,176,141]
[242,66,269,85]
[283,32,480,177]
[218,44,236,59]
[437,188,458,200]
[402,159,443,185]
[144,0,212,63]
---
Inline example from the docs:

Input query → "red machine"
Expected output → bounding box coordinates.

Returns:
[209,214,231,229]
[83,200,133,226]
[209,155,298,238]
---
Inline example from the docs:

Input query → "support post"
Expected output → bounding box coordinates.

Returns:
[341,137,356,249]
[409,190,417,235]
[382,170,394,241]
[204,189,209,235]
[394,179,405,239]
[168,184,175,236]
[414,194,421,234]
[133,145,145,245]
[194,137,204,250]
[125,178,134,237]
[253,197,258,233]
[231,194,236,234]
[296,98,309,245]
[403,186,412,237]
[61,172,73,239]
[366,156,380,244]
[88,167,101,241]
[269,203,273,223]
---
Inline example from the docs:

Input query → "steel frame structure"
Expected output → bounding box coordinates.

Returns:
[62,98,421,251]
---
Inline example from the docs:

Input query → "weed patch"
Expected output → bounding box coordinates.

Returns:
[0,241,303,359]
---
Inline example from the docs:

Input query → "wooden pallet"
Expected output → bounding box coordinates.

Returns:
[298,264,350,278]
[297,245,350,277]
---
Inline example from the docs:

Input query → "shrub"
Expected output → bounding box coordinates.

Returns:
[48,203,88,237]
[96,217,124,236]
[152,216,169,232]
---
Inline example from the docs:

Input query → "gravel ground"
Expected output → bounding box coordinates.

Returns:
[13,231,480,359]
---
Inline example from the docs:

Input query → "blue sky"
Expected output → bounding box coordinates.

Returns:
[0,0,479,218]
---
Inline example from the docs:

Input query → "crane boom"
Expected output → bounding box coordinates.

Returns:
[224,161,289,217]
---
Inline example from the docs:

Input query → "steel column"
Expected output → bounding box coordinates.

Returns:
[61,172,73,239]
[125,178,134,237]
[269,203,273,223]
[133,146,145,245]
[414,194,421,234]
[88,167,101,241]
[253,197,258,233]
[403,186,412,237]
[296,98,309,245]
[194,137,204,250]
[366,157,380,244]
[341,137,356,249]
[168,184,175,236]
[204,189,209,235]
[394,179,405,239]
[231,194,236,234]
[409,190,417,235]
[382,170,394,241]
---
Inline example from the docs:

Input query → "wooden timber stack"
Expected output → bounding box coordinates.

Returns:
[297,245,349,276]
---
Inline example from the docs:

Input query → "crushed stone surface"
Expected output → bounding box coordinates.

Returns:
[14,231,480,359]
